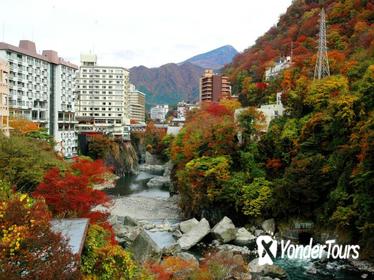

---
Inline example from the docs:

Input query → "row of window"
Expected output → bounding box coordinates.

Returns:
[81,107,122,112]
[81,68,125,74]
[77,85,123,90]
[79,80,123,84]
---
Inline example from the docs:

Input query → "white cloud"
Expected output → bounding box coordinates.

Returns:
[1,0,292,67]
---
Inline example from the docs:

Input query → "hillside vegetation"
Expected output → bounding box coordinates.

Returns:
[170,0,374,259]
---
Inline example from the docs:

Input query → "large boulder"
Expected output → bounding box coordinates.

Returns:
[129,230,161,263]
[234,227,256,246]
[147,176,171,188]
[248,258,287,279]
[179,218,199,234]
[175,252,199,267]
[178,218,210,250]
[145,151,163,165]
[123,216,138,227]
[211,216,237,243]
[217,244,251,257]
[262,219,276,236]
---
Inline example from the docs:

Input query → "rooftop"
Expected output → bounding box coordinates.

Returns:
[50,218,90,256]
[0,40,78,69]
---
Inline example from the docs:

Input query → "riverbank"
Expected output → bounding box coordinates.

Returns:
[103,195,181,220]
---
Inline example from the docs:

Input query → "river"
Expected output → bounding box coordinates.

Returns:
[103,169,371,279]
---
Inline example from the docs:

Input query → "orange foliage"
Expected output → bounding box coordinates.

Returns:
[9,118,39,135]
[266,158,283,170]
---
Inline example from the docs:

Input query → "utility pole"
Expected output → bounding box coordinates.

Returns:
[314,8,330,80]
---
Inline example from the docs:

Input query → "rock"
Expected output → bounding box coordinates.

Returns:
[217,244,251,256]
[138,164,165,173]
[234,227,256,246]
[176,252,199,266]
[255,229,265,237]
[173,230,183,239]
[177,218,210,250]
[145,151,163,165]
[306,263,317,274]
[211,239,221,247]
[147,176,171,188]
[349,260,374,274]
[179,218,199,234]
[129,230,161,263]
[126,227,142,242]
[163,161,173,177]
[162,243,181,256]
[361,274,368,279]
[211,216,237,243]
[123,216,138,227]
[249,258,287,279]
[262,219,276,236]
[112,224,127,238]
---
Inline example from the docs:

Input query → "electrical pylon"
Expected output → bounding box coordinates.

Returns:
[314,8,330,80]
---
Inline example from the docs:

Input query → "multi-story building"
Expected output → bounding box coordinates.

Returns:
[75,54,130,139]
[265,56,291,80]
[176,101,198,119]
[200,69,231,102]
[128,84,145,123]
[0,40,78,157]
[150,105,169,123]
[0,58,9,136]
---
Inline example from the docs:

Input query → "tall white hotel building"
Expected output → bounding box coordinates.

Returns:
[75,54,130,139]
[0,40,78,157]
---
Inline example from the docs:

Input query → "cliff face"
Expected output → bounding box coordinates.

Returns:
[79,134,139,175]
[103,142,139,176]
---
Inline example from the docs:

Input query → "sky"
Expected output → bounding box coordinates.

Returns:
[1,0,292,68]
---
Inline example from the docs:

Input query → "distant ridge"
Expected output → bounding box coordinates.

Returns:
[181,45,238,70]
[130,45,238,106]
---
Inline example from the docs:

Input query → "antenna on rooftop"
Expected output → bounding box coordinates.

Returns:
[314,8,330,80]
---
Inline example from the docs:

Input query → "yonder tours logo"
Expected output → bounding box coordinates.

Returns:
[257,235,360,265]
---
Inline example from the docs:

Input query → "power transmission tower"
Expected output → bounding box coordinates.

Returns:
[314,8,330,80]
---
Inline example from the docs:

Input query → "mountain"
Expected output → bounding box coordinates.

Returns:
[129,62,204,106]
[182,45,238,70]
[130,45,238,106]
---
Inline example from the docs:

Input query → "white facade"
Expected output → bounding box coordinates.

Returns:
[265,56,291,80]
[53,64,78,157]
[0,40,78,157]
[150,105,169,122]
[0,59,9,136]
[128,84,145,123]
[235,92,284,136]
[258,92,285,130]
[75,54,130,139]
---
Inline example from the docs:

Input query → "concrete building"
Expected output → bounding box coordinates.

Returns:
[265,56,291,80]
[235,92,284,143]
[176,101,198,120]
[0,40,78,157]
[128,84,145,123]
[200,69,231,102]
[150,105,169,123]
[75,54,130,139]
[0,59,9,136]
[257,92,285,130]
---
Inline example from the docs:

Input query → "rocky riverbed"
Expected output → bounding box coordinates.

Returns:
[103,195,181,220]
[98,162,374,280]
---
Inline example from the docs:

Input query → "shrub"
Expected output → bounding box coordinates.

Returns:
[0,193,80,279]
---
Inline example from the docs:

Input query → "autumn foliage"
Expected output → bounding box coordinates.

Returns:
[33,157,110,217]
[9,117,39,135]
[0,193,80,279]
